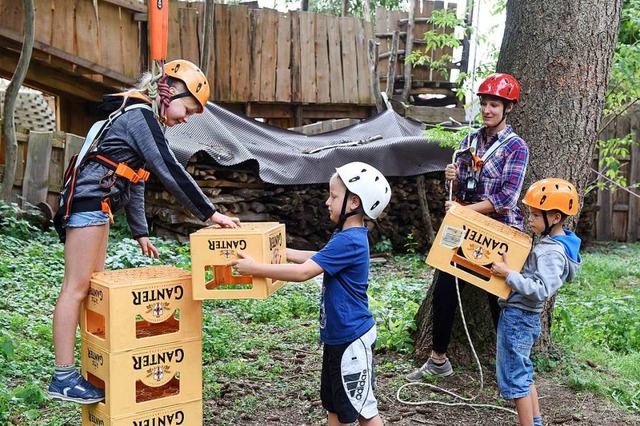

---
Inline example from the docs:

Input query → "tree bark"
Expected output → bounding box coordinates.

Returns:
[497,0,622,355]
[1,0,35,202]
[413,0,622,364]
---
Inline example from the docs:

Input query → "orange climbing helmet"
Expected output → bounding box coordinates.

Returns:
[164,59,210,113]
[522,178,579,216]
[477,73,520,104]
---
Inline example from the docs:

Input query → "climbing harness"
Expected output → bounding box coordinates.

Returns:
[53,103,153,242]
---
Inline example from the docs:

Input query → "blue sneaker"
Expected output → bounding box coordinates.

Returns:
[48,371,104,404]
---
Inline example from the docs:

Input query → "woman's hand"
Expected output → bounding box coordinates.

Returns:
[137,236,159,259]
[444,163,458,181]
[210,211,240,228]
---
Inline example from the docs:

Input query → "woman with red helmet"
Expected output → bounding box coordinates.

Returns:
[406,73,529,381]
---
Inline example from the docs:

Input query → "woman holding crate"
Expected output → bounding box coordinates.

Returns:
[48,60,239,404]
[406,73,529,380]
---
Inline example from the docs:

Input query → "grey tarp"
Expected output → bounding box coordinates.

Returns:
[165,103,454,185]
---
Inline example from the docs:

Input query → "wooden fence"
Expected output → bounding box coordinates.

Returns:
[594,108,640,242]
[0,0,375,106]
[0,125,83,210]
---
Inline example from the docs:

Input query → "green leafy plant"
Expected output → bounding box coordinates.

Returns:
[587,134,639,193]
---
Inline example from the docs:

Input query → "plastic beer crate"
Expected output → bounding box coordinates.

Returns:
[80,266,202,353]
[426,204,532,299]
[82,399,202,425]
[81,338,202,416]
[190,222,287,300]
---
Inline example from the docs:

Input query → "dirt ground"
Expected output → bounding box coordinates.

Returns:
[206,348,640,426]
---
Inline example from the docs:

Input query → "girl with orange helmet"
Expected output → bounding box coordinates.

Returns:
[48,60,238,404]
[406,73,529,382]
[492,178,582,426]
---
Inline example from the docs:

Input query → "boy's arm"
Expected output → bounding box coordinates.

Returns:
[286,248,317,264]
[504,253,566,302]
[229,251,323,282]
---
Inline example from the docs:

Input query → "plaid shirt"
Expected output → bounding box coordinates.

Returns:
[455,125,529,230]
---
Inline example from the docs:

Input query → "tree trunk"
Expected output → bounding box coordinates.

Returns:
[497,0,622,355]
[1,0,34,202]
[413,0,622,365]
[413,271,498,365]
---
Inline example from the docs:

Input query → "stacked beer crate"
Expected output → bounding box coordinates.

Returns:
[79,265,203,425]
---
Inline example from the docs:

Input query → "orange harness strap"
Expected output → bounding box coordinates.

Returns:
[94,154,150,184]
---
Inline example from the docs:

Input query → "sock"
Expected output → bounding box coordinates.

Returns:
[533,416,543,426]
[432,358,446,366]
[53,365,78,382]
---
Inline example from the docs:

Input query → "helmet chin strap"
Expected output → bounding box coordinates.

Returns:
[335,189,363,231]
[541,212,555,236]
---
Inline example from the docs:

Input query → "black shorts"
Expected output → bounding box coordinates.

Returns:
[320,326,379,423]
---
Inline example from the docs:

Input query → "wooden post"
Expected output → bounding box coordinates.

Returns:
[368,39,383,113]
[386,30,399,98]
[627,112,640,242]
[400,0,415,103]
[22,131,53,208]
[200,0,215,75]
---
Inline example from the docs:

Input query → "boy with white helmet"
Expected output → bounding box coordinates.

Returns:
[231,161,390,426]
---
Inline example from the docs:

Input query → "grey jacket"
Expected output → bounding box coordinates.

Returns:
[69,97,216,239]
[499,232,581,313]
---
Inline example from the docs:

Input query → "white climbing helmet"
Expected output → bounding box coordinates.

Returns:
[335,161,391,219]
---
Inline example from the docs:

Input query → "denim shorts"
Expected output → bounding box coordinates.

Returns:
[496,307,541,400]
[64,211,110,228]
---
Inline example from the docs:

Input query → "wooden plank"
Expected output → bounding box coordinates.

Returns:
[299,12,317,103]
[120,1,141,77]
[355,17,372,104]
[22,132,53,207]
[248,8,262,102]
[35,0,53,45]
[98,2,125,76]
[215,4,231,100]
[290,11,301,103]
[275,12,291,103]
[315,14,330,104]
[375,8,390,92]
[412,0,433,82]
[326,15,344,104]
[391,10,406,83]
[229,5,251,102]
[340,16,358,104]
[75,0,101,65]
[102,0,147,13]
[179,6,200,64]
[51,0,75,54]
[259,9,278,102]
[166,0,182,59]
[0,0,25,35]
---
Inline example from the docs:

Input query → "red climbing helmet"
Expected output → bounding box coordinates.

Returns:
[477,73,520,104]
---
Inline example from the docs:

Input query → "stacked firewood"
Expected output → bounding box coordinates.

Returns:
[144,159,447,252]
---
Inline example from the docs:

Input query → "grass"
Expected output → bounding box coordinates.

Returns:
[0,204,638,424]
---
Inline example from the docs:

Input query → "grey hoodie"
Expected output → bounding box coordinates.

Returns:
[499,231,582,313]
[68,97,216,239]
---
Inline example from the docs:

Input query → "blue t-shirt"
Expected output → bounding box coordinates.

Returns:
[311,227,374,345]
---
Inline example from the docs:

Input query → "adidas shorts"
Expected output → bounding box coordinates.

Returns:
[321,326,379,423]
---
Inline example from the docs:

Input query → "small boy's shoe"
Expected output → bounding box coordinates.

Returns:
[48,371,104,404]
[405,357,454,381]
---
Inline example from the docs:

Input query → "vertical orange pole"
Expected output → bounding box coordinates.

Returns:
[149,0,169,61]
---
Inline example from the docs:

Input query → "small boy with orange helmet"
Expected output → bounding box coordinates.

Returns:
[491,178,582,426]
[230,162,390,426]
